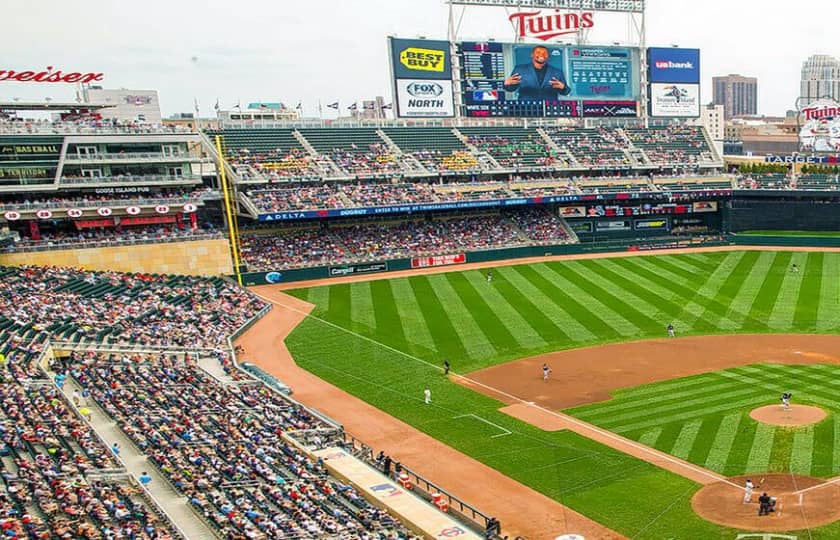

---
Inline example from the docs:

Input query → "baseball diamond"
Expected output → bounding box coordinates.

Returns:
[260,248,840,539]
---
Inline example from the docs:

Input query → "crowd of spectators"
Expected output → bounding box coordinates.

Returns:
[2,224,222,253]
[0,265,265,349]
[0,188,214,211]
[0,117,193,136]
[240,209,574,270]
[326,143,401,175]
[0,332,181,539]
[69,351,422,540]
[466,134,560,169]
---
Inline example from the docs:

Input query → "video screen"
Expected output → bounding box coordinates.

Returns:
[459,42,640,118]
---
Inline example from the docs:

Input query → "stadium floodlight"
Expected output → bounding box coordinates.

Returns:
[446,0,644,14]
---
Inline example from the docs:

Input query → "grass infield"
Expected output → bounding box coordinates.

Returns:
[285,250,840,538]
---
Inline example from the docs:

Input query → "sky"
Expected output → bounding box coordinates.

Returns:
[2,0,838,118]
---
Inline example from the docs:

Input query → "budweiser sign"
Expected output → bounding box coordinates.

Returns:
[509,10,594,41]
[0,66,104,84]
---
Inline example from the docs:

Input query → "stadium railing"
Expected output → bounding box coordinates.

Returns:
[1,231,225,253]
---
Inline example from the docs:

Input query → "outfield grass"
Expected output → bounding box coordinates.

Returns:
[285,250,840,538]
[737,230,840,237]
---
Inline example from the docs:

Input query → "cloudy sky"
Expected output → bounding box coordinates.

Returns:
[2,0,837,118]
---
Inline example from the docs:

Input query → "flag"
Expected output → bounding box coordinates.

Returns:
[233,100,241,110]
[327,102,339,109]
[363,102,375,110]
[295,102,302,110]
[382,103,393,109]
[348,103,357,111]
[214,99,220,111]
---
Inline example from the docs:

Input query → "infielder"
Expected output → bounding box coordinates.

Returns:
[781,392,792,410]
[542,363,552,381]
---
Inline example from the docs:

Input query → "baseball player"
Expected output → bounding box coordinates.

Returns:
[424,387,431,404]
[781,392,792,410]
[486,270,493,283]
[744,478,757,503]
[667,323,675,338]
[542,363,552,381]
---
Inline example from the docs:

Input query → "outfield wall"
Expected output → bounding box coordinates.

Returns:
[240,236,727,286]
[729,198,840,232]
[0,238,233,276]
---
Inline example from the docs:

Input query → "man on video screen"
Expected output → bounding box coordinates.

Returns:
[503,45,571,100]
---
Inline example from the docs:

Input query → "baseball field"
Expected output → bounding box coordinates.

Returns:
[277,248,840,539]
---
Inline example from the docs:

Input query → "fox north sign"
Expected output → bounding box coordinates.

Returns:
[509,10,595,41]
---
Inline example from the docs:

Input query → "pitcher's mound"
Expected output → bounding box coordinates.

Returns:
[749,404,827,426]
[692,474,840,531]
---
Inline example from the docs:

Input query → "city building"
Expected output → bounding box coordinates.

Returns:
[84,87,162,124]
[689,103,725,156]
[712,74,757,119]
[800,54,840,107]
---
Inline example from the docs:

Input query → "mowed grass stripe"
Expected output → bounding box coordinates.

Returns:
[745,424,775,473]
[350,281,377,330]
[496,266,594,342]
[305,286,330,312]
[539,263,642,337]
[698,251,762,330]
[725,251,777,325]
[670,420,702,459]
[740,364,840,407]
[791,427,815,475]
[514,265,620,341]
[834,415,840,475]
[767,252,808,330]
[461,271,548,349]
[674,251,745,329]
[389,278,438,352]
[704,413,742,472]
[640,255,707,284]
[423,274,498,360]
[408,277,470,360]
[596,385,762,429]
[326,284,353,326]
[638,427,663,447]
[688,416,723,465]
[612,257,725,332]
[817,253,840,332]
[609,391,770,433]
[747,251,793,323]
[535,263,639,337]
[577,259,697,330]
[811,417,835,477]
[563,260,669,329]
[442,272,519,354]
[572,378,746,421]
[679,252,728,270]
[793,252,823,330]
[369,280,408,349]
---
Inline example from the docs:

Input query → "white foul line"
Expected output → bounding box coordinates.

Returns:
[256,291,740,490]
[453,413,512,438]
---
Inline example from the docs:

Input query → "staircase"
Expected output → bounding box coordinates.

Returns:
[537,128,579,168]
[377,128,426,174]
[292,130,342,177]
[451,128,502,171]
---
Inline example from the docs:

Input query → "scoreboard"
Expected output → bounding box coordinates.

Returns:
[458,41,640,118]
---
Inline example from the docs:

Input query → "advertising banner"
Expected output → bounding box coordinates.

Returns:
[581,100,638,117]
[692,201,718,213]
[559,205,586,217]
[395,79,455,117]
[650,83,700,117]
[634,218,669,230]
[459,41,639,118]
[595,220,631,231]
[798,99,840,152]
[648,48,700,84]
[411,253,466,269]
[390,38,451,80]
[329,262,388,277]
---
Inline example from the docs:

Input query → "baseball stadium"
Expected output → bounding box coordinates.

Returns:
[5,1,840,539]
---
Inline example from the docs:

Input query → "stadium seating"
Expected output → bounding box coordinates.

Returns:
[70,351,422,540]
[543,127,632,168]
[207,128,317,178]
[458,127,563,169]
[297,128,401,175]
[624,125,714,166]
[0,266,265,348]
[379,128,476,172]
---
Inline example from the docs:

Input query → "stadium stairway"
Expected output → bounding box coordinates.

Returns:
[58,376,219,540]
[536,127,579,167]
